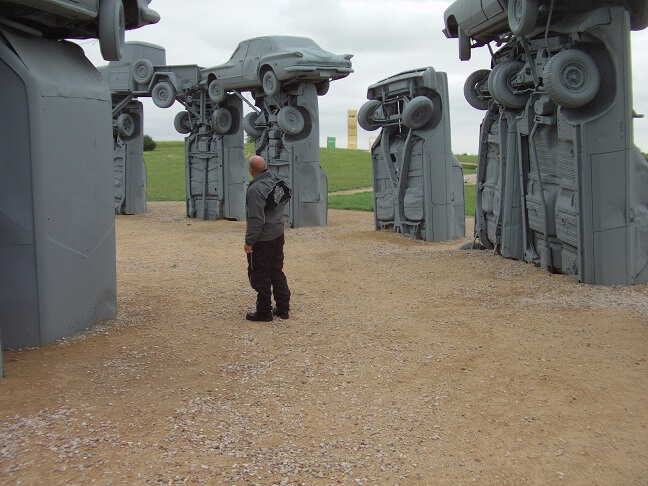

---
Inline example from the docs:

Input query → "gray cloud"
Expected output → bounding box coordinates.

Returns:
[80,0,648,153]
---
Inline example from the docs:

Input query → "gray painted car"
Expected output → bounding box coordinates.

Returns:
[0,0,160,60]
[443,0,648,60]
[202,36,353,103]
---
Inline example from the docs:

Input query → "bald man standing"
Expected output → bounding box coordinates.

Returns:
[244,155,292,321]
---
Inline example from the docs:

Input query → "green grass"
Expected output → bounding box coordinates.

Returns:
[144,141,186,201]
[319,147,372,192]
[328,191,373,211]
[328,184,477,216]
[457,154,478,174]
[464,184,476,217]
[145,143,373,201]
[144,141,477,215]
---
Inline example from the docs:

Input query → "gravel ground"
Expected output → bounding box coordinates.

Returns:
[1,202,647,485]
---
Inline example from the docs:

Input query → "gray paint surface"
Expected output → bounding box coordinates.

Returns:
[183,95,247,221]
[113,100,147,215]
[249,83,329,228]
[215,36,352,228]
[445,1,648,285]
[360,67,465,242]
[99,42,166,215]
[0,26,116,348]
[100,41,248,221]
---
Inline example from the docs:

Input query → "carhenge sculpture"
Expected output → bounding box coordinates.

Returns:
[98,41,248,220]
[0,0,160,350]
[358,67,465,242]
[203,36,354,228]
[444,0,648,285]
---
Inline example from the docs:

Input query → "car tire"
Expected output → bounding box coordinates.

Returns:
[116,113,135,138]
[458,27,471,61]
[358,100,381,131]
[488,61,528,109]
[402,96,435,129]
[174,111,192,135]
[262,69,280,96]
[508,0,539,36]
[208,79,227,104]
[99,0,125,61]
[316,81,330,96]
[132,59,154,85]
[629,0,648,31]
[243,112,264,139]
[544,49,600,109]
[211,108,232,134]
[151,81,176,108]
[464,69,491,110]
[277,106,305,135]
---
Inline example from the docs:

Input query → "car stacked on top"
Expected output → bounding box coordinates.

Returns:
[444,0,647,112]
[0,0,160,60]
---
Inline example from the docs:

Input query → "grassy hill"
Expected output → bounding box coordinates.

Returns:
[144,142,477,215]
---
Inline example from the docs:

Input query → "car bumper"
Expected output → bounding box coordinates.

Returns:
[284,65,353,75]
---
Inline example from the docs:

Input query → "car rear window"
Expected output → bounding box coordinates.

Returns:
[272,37,321,50]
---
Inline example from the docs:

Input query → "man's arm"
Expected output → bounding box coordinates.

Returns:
[245,187,266,248]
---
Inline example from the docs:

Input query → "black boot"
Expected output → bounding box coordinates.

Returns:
[246,311,273,322]
[272,307,289,319]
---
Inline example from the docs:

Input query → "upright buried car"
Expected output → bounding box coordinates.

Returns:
[443,0,648,285]
[202,36,353,103]
[358,67,465,242]
[0,0,160,60]
[443,0,648,60]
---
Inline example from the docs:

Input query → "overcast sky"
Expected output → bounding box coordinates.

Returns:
[79,0,648,154]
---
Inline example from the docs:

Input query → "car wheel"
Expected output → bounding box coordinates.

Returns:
[629,0,648,31]
[132,59,154,85]
[243,112,264,139]
[458,27,471,61]
[99,0,125,61]
[174,111,192,135]
[488,61,528,109]
[151,81,176,108]
[211,108,232,134]
[464,69,491,111]
[402,96,435,129]
[262,69,280,96]
[544,49,600,108]
[358,100,381,131]
[208,79,227,104]
[508,0,539,36]
[316,81,330,96]
[116,113,135,138]
[277,106,305,135]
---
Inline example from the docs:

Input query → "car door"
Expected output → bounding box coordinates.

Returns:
[481,0,506,18]
[220,42,248,86]
[242,39,268,84]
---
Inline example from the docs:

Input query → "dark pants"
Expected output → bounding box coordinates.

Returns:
[247,234,290,316]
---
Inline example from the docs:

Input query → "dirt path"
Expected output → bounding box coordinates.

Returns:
[1,202,646,484]
[329,187,373,196]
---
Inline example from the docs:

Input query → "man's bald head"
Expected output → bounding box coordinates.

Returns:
[248,155,267,176]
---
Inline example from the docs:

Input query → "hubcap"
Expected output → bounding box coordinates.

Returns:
[515,0,523,22]
[562,63,586,91]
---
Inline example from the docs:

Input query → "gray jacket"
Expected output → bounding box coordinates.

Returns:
[245,170,291,246]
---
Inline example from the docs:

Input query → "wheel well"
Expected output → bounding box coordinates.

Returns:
[122,0,139,28]
[259,64,272,83]
[445,15,458,38]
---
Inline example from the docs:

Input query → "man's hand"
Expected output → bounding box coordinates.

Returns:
[244,243,253,254]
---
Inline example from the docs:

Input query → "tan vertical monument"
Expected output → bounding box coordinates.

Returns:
[347,109,358,149]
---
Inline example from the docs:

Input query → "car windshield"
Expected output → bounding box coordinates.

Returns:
[272,37,321,50]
